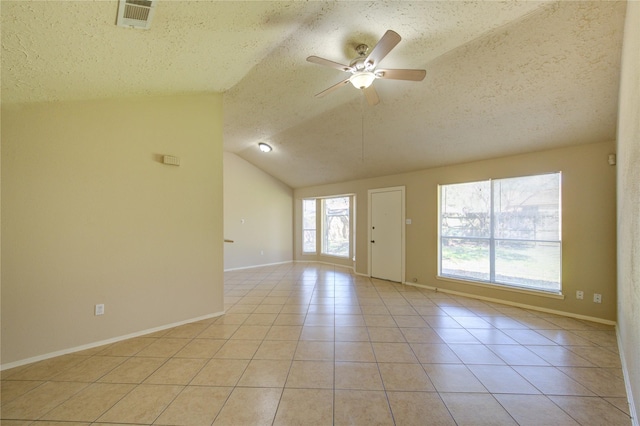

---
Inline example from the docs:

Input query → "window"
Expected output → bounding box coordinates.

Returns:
[302,199,317,254]
[439,173,561,293]
[302,196,353,259]
[322,196,350,258]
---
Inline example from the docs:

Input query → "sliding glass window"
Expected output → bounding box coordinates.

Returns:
[439,173,561,293]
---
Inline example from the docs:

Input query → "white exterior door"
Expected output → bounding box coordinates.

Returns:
[369,187,404,282]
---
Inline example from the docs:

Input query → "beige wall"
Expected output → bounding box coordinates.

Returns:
[295,141,617,322]
[616,0,640,420]
[223,152,293,270]
[1,95,224,366]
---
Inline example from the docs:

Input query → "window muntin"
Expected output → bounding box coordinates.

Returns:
[302,199,317,254]
[322,196,350,258]
[439,173,561,293]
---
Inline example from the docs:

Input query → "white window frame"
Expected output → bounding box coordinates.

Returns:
[438,173,562,294]
[321,196,351,259]
[302,198,317,254]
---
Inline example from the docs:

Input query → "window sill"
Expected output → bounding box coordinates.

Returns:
[435,276,565,300]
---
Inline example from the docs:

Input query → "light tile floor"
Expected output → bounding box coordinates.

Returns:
[1,263,632,425]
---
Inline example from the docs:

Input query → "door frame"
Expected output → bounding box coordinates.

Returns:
[367,186,406,282]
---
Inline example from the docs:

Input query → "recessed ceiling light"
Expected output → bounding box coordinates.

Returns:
[258,143,272,153]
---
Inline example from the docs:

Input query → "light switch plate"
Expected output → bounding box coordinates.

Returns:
[95,304,105,316]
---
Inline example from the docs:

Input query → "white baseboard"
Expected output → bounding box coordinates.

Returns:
[225,259,358,274]
[403,281,616,326]
[617,327,639,426]
[224,260,293,272]
[1,311,225,371]
[293,259,356,272]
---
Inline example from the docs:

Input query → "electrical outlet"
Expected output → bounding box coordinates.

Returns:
[576,291,584,300]
[593,294,602,304]
[260,250,264,255]
[95,304,105,316]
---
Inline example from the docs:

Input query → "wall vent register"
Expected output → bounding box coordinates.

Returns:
[116,0,157,30]
[162,155,180,166]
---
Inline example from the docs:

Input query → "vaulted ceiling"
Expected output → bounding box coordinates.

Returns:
[1,1,627,188]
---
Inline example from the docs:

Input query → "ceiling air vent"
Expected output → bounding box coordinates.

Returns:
[116,0,157,30]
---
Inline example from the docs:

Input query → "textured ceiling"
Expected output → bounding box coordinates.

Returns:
[1,1,627,188]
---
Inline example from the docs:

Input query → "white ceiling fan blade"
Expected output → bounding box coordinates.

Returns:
[376,68,426,81]
[315,78,351,97]
[363,85,380,106]
[307,56,352,72]
[365,30,401,68]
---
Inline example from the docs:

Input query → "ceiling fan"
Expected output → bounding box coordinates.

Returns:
[307,30,426,106]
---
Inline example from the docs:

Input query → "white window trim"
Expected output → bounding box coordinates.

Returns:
[301,198,317,255]
[437,173,562,294]
[321,196,351,259]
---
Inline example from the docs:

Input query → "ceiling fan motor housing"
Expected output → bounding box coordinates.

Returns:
[355,44,369,57]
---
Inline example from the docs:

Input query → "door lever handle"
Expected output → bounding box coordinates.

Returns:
[371,240,375,243]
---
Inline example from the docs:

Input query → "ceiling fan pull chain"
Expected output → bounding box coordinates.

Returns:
[361,95,365,163]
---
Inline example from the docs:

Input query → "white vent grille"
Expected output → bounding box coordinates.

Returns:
[163,155,181,166]
[117,0,156,30]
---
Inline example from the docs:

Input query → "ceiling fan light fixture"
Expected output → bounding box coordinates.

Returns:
[307,30,425,105]
[258,142,272,153]
[349,71,376,89]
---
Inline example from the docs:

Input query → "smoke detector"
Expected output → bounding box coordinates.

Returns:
[116,0,157,30]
